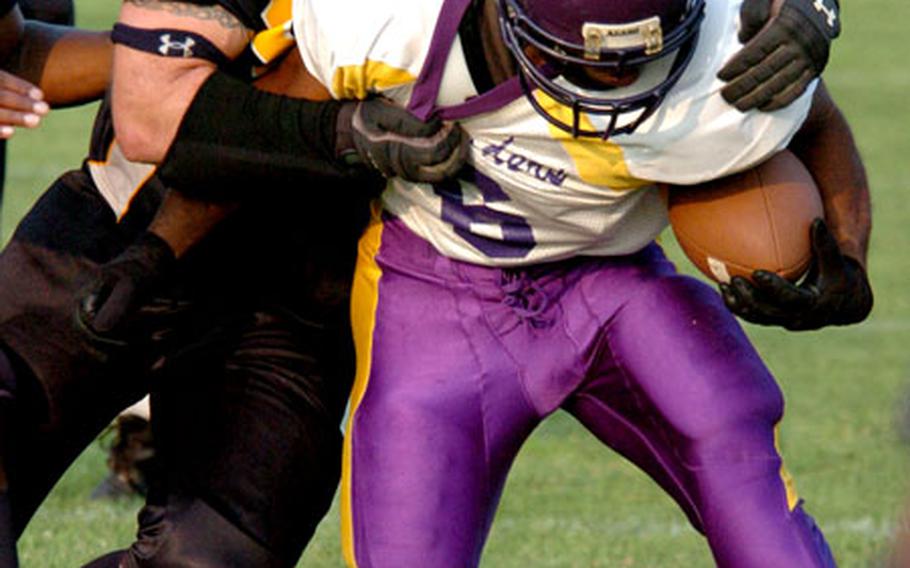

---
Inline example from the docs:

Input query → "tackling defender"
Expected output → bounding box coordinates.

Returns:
[0,1,466,567]
[0,0,469,565]
[0,25,362,568]
[286,0,869,566]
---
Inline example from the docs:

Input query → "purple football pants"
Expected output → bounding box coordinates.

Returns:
[343,216,836,568]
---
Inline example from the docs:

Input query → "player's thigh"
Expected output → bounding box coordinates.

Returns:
[598,272,783,462]
[0,170,122,318]
[149,305,351,564]
[564,271,786,535]
[344,218,539,567]
[0,171,154,531]
[0,169,156,423]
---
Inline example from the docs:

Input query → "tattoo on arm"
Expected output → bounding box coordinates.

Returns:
[125,0,244,30]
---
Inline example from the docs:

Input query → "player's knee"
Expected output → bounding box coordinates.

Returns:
[698,370,782,436]
[628,276,786,458]
[676,382,785,471]
[125,499,286,568]
[680,373,783,460]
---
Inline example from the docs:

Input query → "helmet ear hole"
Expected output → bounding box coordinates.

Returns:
[498,0,706,138]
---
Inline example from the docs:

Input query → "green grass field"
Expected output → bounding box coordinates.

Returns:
[6,1,910,566]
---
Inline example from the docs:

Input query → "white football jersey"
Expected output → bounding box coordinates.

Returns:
[294,0,815,266]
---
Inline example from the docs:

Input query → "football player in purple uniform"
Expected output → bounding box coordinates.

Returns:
[280,0,867,566]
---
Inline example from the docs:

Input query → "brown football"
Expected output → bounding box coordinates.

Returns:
[667,150,824,284]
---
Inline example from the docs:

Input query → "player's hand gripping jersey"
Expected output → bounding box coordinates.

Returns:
[294,0,814,265]
[290,3,858,567]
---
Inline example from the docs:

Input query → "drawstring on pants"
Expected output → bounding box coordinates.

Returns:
[500,270,553,328]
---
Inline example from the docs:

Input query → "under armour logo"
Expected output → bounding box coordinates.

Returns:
[158,34,196,58]
[813,0,838,28]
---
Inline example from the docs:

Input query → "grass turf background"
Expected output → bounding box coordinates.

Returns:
[5,0,909,565]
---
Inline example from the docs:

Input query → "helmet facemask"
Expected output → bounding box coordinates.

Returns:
[498,0,706,139]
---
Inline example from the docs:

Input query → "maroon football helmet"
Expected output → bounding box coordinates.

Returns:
[498,0,706,138]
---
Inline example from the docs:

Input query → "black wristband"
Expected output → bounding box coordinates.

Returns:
[128,232,177,273]
[157,71,363,201]
[786,0,840,42]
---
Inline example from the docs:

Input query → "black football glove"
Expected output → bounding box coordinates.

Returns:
[718,0,840,112]
[76,232,185,347]
[335,97,469,183]
[720,219,872,330]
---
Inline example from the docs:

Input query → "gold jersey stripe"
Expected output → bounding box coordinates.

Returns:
[331,61,415,100]
[534,91,649,191]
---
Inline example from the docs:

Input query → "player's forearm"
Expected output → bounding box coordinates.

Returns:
[1,1,109,107]
[8,23,111,106]
[0,7,25,63]
[788,82,871,268]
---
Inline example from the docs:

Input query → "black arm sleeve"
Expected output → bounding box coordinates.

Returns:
[157,70,371,201]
